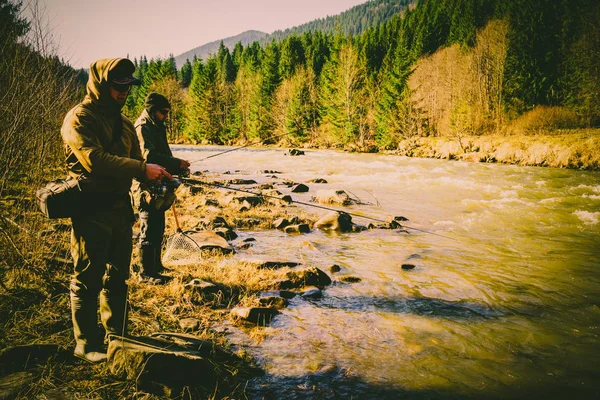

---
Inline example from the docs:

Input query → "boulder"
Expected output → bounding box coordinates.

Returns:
[195,216,230,230]
[291,184,309,193]
[185,231,234,255]
[213,227,237,241]
[227,179,257,185]
[281,195,293,204]
[247,260,301,269]
[279,290,297,299]
[273,218,290,229]
[300,286,322,299]
[258,296,288,309]
[283,224,310,234]
[231,307,279,325]
[314,211,353,232]
[307,178,328,184]
[329,264,342,273]
[286,149,305,156]
[311,189,354,206]
[401,264,416,270]
[286,267,332,288]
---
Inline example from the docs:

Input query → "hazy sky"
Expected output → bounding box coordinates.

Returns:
[37,0,367,69]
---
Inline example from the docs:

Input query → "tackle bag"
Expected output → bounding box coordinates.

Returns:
[36,177,86,219]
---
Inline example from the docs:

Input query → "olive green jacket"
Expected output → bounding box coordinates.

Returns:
[61,58,146,194]
[134,109,181,174]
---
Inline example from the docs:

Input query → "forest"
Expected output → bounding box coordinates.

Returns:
[120,0,599,153]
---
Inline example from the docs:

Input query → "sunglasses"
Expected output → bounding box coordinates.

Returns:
[158,109,170,115]
[110,82,132,93]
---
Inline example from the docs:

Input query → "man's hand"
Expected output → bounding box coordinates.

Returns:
[179,159,191,171]
[145,163,173,182]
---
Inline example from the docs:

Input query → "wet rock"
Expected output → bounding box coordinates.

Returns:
[281,195,293,204]
[311,189,354,206]
[284,224,310,234]
[286,149,305,156]
[248,260,301,269]
[236,218,261,228]
[307,178,328,184]
[351,224,368,232]
[300,286,322,299]
[258,183,274,190]
[279,290,297,299]
[243,238,256,242]
[314,211,353,232]
[227,179,257,185]
[339,275,362,283]
[261,170,282,174]
[286,267,332,288]
[401,264,416,270]
[231,307,279,325]
[258,296,288,309]
[273,218,290,229]
[179,318,200,331]
[394,216,409,221]
[213,227,237,241]
[186,231,234,255]
[238,243,252,250]
[329,264,342,273]
[274,279,294,290]
[0,372,36,399]
[195,216,230,230]
[291,184,309,193]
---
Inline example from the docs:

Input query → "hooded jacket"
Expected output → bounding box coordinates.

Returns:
[61,58,146,194]
[134,101,181,174]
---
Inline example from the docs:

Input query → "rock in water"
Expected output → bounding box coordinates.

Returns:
[314,211,353,232]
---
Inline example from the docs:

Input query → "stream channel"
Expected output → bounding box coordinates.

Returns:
[172,145,600,399]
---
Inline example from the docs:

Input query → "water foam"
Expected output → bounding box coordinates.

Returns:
[573,211,600,225]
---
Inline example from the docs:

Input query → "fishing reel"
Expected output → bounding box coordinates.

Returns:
[140,177,180,212]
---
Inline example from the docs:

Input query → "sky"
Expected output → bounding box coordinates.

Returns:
[36,0,367,69]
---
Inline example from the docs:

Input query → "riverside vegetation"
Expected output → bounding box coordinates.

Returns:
[1,0,599,398]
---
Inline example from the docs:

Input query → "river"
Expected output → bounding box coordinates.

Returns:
[174,145,600,399]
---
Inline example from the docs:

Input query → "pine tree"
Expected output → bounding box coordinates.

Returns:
[179,59,193,88]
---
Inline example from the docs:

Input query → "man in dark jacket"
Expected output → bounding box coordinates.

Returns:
[135,92,190,284]
[61,58,171,363]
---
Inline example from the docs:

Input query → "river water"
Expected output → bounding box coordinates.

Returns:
[174,146,600,399]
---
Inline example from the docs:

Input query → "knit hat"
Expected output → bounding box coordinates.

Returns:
[145,92,171,113]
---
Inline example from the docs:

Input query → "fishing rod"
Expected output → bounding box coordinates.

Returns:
[179,177,456,241]
[191,132,290,164]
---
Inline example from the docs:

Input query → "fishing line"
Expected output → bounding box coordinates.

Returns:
[179,177,456,241]
[190,132,290,164]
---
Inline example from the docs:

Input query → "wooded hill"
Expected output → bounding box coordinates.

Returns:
[126,0,599,152]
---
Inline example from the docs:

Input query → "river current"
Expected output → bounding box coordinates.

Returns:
[173,145,600,399]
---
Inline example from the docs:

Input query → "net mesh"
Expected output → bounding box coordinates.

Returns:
[162,231,203,266]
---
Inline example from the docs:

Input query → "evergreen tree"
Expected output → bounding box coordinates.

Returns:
[279,34,306,79]
[179,59,193,88]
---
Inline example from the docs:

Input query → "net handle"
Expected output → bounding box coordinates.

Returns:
[171,201,182,232]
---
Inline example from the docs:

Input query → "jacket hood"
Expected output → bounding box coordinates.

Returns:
[145,92,171,114]
[86,58,136,109]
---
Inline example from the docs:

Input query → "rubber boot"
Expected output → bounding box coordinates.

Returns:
[71,291,107,364]
[155,246,170,274]
[139,245,170,284]
[99,288,128,338]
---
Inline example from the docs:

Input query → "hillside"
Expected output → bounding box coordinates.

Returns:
[262,0,412,44]
[174,30,267,69]
[174,0,413,67]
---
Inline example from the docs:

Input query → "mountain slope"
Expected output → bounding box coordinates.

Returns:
[174,0,413,67]
[174,30,267,69]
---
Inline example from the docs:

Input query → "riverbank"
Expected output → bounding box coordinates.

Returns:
[381,130,600,170]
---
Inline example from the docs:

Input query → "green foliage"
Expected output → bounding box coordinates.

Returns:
[179,59,193,88]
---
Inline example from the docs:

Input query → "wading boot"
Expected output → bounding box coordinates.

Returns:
[71,291,107,364]
[138,245,170,284]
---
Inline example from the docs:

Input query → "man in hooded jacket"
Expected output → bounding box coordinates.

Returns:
[61,58,171,363]
[135,92,190,284]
